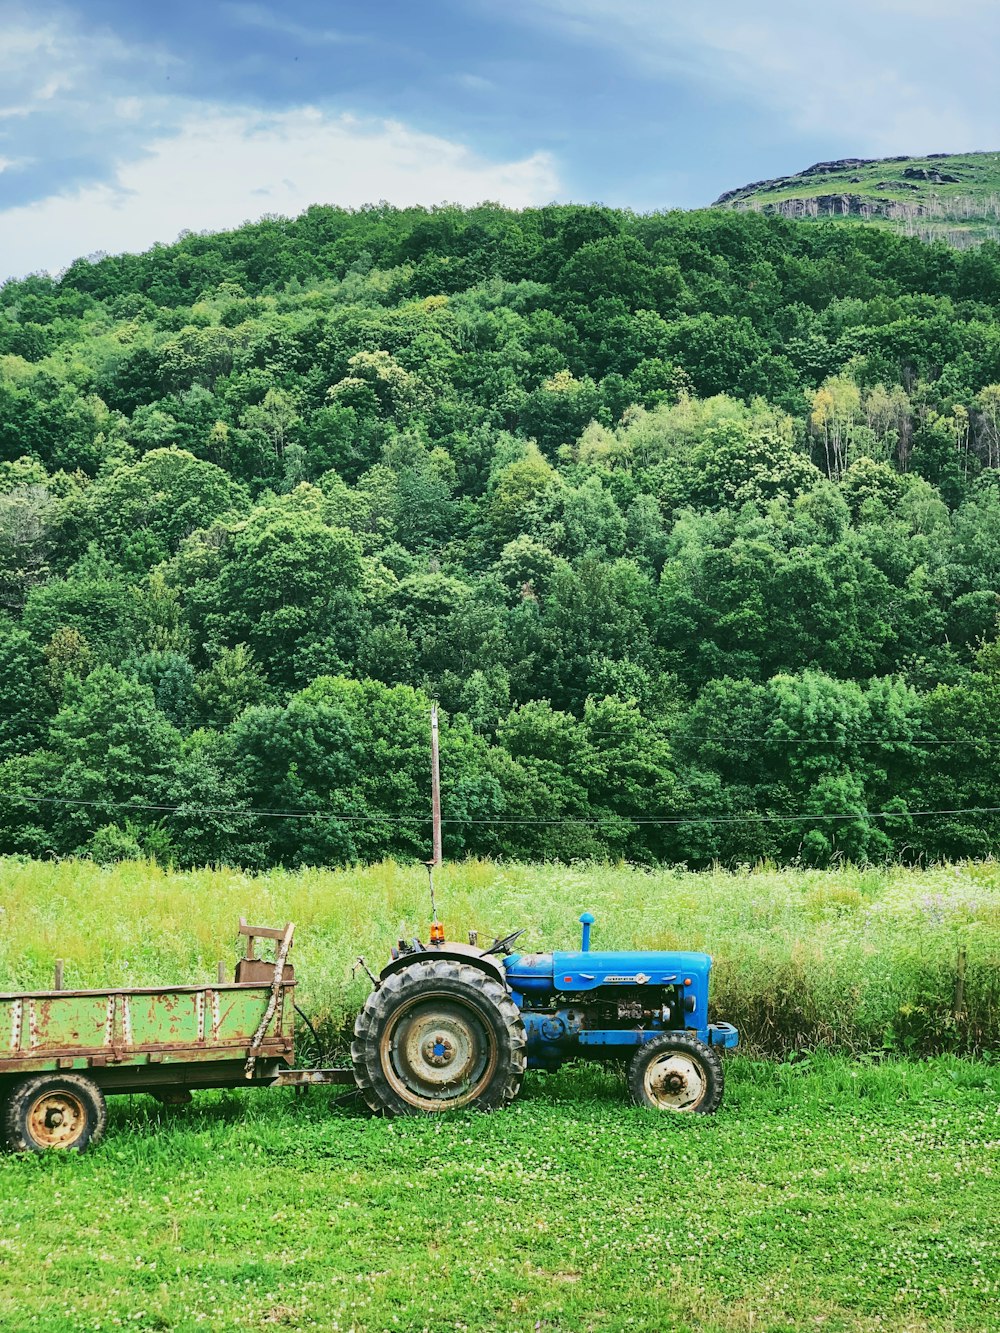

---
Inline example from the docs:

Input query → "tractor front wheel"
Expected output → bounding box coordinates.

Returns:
[351,959,526,1115]
[628,1033,723,1114]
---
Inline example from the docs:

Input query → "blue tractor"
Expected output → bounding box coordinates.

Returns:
[351,913,738,1115]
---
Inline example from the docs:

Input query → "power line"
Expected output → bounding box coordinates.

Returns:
[455,805,1000,828]
[4,791,999,828]
[671,734,1000,747]
[2,793,413,822]
[579,731,1000,747]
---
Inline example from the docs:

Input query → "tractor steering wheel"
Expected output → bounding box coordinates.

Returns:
[482,928,526,957]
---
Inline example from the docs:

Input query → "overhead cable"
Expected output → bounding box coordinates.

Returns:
[4,791,999,828]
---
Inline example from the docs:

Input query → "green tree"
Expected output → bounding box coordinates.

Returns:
[519,370,606,457]
[228,677,499,865]
[192,644,270,728]
[0,481,52,611]
[486,444,561,545]
[164,731,264,869]
[22,551,145,665]
[209,491,364,684]
[126,650,196,730]
[14,667,183,855]
[87,447,247,569]
[0,616,51,759]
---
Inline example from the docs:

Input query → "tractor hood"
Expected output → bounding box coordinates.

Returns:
[504,950,711,995]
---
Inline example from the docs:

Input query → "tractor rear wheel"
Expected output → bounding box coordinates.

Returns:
[628,1033,723,1114]
[351,959,526,1115]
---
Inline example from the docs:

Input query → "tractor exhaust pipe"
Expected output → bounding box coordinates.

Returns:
[579,912,595,951]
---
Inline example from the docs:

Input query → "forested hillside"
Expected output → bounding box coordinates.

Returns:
[2,203,1000,868]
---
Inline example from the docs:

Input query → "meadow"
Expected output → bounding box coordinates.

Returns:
[1,857,998,1055]
[0,1058,997,1332]
[1,858,999,1331]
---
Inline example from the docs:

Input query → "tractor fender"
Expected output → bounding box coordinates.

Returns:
[378,943,509,988]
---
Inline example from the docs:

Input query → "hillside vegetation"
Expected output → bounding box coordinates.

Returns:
[3,204,1000,866]
[715,151,1000,247]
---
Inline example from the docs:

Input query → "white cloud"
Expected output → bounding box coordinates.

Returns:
[0,105,561,279]
[223,2,353,45]
[518,0,1000,156]
[0,9,188,216]
[0,11,178,101]
[455,73,495,93]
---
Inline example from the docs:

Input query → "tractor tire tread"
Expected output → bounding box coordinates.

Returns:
[627,1031,724,1114]
[2,1072,107,1153]
[351,957,525,1116]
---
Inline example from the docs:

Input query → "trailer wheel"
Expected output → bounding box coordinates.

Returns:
[628,1033,723,1114]
[2,1073,107,1153]
[352,959,525,1115]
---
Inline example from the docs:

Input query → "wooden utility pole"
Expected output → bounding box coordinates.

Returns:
[427,703,444,936]
[430,702,442,867]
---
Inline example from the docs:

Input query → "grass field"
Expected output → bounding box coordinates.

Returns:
[0,1056,997,1332]
[1,860,999,1329]
[1,857,998,1054]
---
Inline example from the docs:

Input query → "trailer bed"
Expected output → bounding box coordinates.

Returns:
[0,920,353,1110]
[0,979,298,1093]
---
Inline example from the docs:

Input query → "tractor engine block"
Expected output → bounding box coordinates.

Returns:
[502,925,738,1070]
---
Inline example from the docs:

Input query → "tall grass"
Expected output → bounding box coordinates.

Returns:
[1,856,997,1054]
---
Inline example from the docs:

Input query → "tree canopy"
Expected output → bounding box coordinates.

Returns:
[2,203,1000,866]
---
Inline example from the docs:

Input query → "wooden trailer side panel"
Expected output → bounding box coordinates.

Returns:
[0,983,294,1078]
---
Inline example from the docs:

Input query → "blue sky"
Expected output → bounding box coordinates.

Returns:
[1,0,999,280]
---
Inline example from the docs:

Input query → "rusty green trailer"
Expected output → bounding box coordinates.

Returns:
[0,920,351,1152]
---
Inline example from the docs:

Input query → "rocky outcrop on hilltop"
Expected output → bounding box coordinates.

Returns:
[715,158,878,206]
[903,166,961,183]
[712,153,965,208]
[711,151,1000,247]
[734,192,1000,248]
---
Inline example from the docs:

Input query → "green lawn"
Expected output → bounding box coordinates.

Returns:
[1,1056,997,1333]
